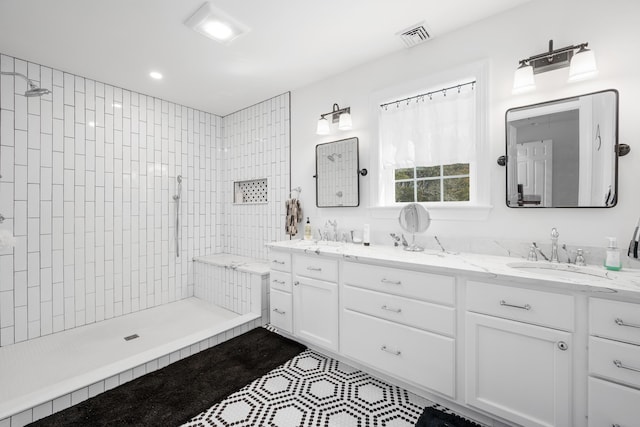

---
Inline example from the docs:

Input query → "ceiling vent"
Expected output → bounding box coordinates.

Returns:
[397,22,432,48]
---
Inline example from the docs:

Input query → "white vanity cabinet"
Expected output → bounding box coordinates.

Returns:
[465,281,574,427]
[292,254,339,351]
[588,298,640,426]
[340,261,456,398]
[268,250,293,333]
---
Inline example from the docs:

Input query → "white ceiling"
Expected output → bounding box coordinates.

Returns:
[0,0,530,116]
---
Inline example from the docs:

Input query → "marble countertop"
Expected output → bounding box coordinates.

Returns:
[267,239,640,299]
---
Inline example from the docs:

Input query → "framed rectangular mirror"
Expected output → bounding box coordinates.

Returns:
[315,137,360,207]
[505,89,618,208]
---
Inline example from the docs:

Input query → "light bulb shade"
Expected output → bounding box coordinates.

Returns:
[568,48,598,82]
[338,112,352,130]
[512,64,536,94]
[316,117,330,135]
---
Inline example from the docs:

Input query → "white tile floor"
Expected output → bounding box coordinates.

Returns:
[184,349,434,427]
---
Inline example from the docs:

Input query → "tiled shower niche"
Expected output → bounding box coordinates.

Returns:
[233,179,268,204]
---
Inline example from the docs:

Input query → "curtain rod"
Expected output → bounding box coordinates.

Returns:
[380,80,476,109]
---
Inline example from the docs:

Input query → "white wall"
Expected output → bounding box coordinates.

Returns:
[291,0,640,249]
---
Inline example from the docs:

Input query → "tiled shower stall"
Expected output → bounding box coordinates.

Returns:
[0,53,290,348]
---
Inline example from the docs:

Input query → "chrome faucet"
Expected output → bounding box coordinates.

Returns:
[325,220,338,241]
[550,228,560,263]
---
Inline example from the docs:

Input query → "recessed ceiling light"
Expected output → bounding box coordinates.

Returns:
[185,2,249,45]
[202,21,233,40]
[149,71,163,80]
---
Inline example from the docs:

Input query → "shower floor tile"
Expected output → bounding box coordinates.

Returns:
[183,349,436,427]
[0,297,256,421]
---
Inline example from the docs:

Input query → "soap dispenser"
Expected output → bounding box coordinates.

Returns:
[304,217,312,240]
[604,237,622,271]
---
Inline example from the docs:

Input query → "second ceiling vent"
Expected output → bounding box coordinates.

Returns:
[397,22,432,48]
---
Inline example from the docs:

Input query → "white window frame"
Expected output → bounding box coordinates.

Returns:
[369,60,492,221]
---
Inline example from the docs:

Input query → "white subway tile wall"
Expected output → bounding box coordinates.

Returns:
[0,53,291,347]
[193,261,254,314]
[223,95,290,259]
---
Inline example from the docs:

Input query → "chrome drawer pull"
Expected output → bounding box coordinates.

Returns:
[272,260,285,265]
[613,359,640,373]
[380,345,401,356]
[615,318,640,329]
[381,278,402,285]
[500,300,531,311]
[306,266,322,271]
[272,308,286,315]
[381,305,402,313]
[272,279,286,285]
[294,281,299,286]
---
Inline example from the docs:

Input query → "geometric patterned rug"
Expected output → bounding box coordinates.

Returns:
[182,349,433,427]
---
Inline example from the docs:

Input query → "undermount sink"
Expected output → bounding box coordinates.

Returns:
[506,261,613,280]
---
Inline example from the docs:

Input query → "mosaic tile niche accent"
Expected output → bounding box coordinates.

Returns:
[233,179,268,204]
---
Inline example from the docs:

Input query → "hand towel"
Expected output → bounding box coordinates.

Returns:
[285,198,302,236]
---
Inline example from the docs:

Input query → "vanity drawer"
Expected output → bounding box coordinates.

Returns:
[589,336,640,389]
[588,377,640,427]
[270,270,292,293]
[269,289,292,333]
[590,298,640,345]
[269,251,291,273]
[343,261,455,306]
[466,281,574,331]
[343,285,455,336]
[293,254,338,282]
[341,309,455,398]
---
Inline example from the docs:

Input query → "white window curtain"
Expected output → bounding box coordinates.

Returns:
[379,85,476,169]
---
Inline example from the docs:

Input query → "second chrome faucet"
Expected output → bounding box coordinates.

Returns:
[550,227,560,263]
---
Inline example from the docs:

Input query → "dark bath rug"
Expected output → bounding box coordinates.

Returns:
[415,405,483,427]
[28,327,306,427]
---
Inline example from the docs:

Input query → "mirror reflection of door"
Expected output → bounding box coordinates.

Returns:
[517,139,552,206]
[505,90,618,208]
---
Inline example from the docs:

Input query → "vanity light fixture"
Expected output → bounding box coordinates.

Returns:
[316,103,352,135]
[185,2,250,45]
[512,39,598,94]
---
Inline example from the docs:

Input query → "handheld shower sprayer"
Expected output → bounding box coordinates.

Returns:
[0,72,52,97]
[173,175,183,201]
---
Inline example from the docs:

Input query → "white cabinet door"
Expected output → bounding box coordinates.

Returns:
[588,377,640,427]
[465,312,572,427]
[293,276,339,351]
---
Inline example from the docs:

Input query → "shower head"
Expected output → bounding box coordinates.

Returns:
[1,71,52,97]
[25,85,52,97]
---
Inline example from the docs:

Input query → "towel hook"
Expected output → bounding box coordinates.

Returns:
[289,187,302,197]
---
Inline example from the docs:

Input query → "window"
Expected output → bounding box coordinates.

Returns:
[395,163,470,203]
[373,62,489,212]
